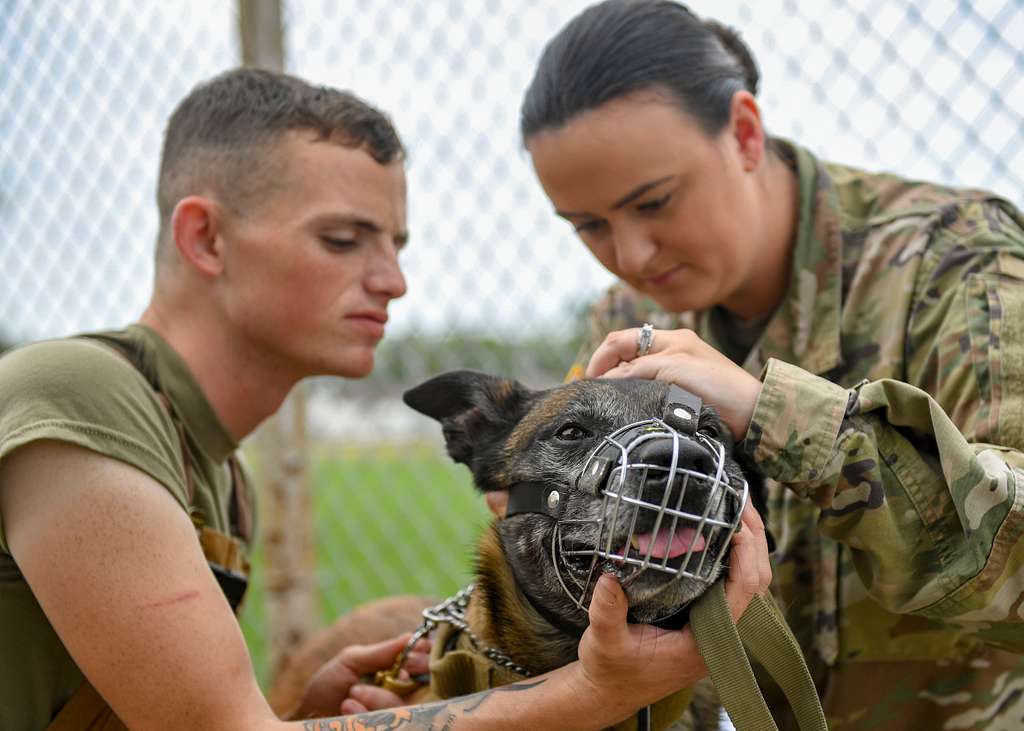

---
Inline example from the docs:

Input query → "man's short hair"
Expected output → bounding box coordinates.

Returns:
[155,67,405,259]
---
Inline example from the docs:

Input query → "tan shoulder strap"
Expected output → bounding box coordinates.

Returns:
[47,338,253,730]
[80,335,252,545]
[45,680,126,731]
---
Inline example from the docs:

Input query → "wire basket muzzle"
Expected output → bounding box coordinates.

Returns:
[553,418,748,610]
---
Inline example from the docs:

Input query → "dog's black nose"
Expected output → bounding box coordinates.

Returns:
[633,436,716,477]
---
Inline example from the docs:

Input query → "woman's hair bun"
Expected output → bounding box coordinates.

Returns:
[702,19,760,96]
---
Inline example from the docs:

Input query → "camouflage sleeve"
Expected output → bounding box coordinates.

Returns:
[743,218,1024,650]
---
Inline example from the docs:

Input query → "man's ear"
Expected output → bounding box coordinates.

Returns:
[171,195,224,277]
[403,370,532,482]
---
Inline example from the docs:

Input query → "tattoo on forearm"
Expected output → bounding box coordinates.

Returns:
[300,680,546,730]
[461,679,544,713]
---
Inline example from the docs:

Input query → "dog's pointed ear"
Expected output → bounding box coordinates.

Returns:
[403,370,533,477]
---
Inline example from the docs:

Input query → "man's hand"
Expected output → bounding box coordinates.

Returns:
[290,634,432,719]
[576,500,772,709]
[586,327,762,440]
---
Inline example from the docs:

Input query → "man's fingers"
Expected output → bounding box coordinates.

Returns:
[340,698,368,716]
[724,502,772,622]
[347,683,407,711]
[485,490,508,518]
[738,500,772,588]
[337,633,412,674]
[587,573,628,640]
[402,649,431,676]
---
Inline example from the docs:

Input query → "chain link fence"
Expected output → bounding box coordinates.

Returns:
[3,0,1024,683]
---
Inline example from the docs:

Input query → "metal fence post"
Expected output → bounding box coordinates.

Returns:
[237,0,319,685]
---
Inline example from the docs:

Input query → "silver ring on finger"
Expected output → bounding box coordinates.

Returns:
[636,323,655,358]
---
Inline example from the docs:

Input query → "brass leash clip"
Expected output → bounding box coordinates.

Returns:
[372,621,434,696]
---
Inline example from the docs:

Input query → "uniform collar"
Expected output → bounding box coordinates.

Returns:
[729,140,844,376]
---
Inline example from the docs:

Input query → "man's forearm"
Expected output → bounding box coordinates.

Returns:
[300,679,547,731]
[286,664,634,731]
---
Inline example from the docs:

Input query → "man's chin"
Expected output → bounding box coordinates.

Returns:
[320,349,376,379]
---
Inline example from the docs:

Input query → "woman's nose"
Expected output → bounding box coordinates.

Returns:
[612,225,658,277]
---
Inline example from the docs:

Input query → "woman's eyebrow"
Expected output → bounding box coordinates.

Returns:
[609,175,675,210]
[555,175,676,218]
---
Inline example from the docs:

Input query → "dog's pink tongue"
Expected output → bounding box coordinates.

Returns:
[635,526,705,558]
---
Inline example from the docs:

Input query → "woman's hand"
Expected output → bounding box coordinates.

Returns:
[576,500,772,707]
[288,633,431,719]
[586,327,762,440]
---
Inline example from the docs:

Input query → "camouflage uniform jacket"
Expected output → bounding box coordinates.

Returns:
[569,141,1024,730]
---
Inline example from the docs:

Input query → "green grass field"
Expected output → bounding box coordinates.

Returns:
[239,444,492,688]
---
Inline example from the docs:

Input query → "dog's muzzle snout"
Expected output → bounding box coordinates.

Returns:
[555,386,748,612]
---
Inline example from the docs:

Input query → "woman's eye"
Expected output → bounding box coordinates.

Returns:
[637,193,671,212]
[555,423,590,441]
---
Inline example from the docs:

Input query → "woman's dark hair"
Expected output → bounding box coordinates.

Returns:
[520,0,760,141]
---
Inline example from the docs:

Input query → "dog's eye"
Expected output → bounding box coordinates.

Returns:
[555,423,590,441]
[699,422,719,439]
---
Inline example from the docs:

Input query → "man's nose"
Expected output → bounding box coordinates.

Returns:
[367,248,407,300]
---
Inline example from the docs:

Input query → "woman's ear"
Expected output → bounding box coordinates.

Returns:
[171,195,225,277]
[728,90,766,172]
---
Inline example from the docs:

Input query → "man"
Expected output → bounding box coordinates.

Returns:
[0,68,770,730]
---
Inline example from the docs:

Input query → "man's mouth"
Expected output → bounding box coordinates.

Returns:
[348,309,388,324]
[345,310,389,337]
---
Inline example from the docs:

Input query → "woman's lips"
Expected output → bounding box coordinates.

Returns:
[645,264,685,288]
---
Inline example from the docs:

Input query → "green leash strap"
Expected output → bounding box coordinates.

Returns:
[738,589,829,731]
[690,582,828,731]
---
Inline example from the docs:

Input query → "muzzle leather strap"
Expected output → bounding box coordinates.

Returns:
[663,385,702,434]
[505,482,565,519]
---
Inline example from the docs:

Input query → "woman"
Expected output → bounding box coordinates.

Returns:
[521,1,1024,729]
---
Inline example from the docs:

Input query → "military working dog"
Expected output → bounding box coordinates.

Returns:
[269,371,764,723]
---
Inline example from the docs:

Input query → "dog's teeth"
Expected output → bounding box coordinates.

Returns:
[630,535,641,551]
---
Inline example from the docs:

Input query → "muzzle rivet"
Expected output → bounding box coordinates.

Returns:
[546,490,560,511]
[673,407,693,421]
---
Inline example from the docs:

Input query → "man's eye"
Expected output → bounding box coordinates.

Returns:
[573,219,605,235]
[555,423,590,441]
[321,236,357,250]
[637,193,671,212]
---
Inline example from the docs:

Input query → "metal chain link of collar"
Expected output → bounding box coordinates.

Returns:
[374,582,532,694]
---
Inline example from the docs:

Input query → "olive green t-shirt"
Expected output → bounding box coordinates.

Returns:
[0,324,255,730]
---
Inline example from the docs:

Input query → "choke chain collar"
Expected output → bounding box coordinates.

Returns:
[374,583,531,694]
